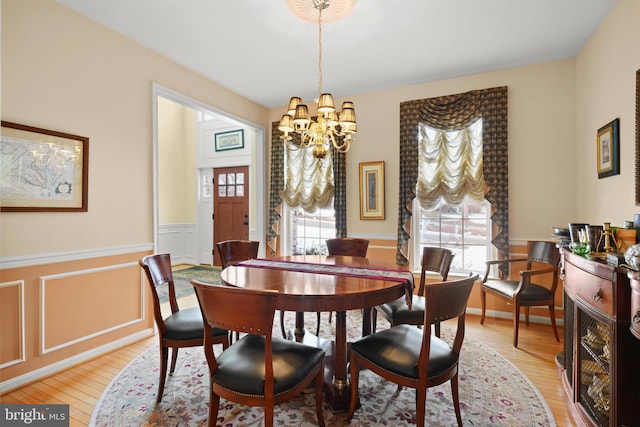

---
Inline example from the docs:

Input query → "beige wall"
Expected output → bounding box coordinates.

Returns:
[1,0,268,258]
[0,0,267,390]
[158,98,197,224]
[575,0,640,226]
[269,59,577,242]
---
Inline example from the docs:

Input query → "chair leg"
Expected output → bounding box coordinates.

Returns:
[346,354,360,421]
[371,307,377,333]
[169,347,179,373]
[208,392,220,427]
[549,304,560,341]
[265,398,274,427]
[157,345,169,402]
[513,303,521,347]
[451,374,463,427]
[525,306,530,325]
[434,321,441,338]
[314,369,325,427]
[416,386,427,427]
[280,311,287,338]
[316,312,321,336]
[480,288,487,324]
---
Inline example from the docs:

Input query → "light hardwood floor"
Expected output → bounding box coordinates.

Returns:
[1,298,579,427]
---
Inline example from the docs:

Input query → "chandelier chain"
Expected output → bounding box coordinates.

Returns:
[318,7,323,99]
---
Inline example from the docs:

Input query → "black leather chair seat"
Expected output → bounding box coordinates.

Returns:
[214,335,325,396]
[377,295,425,324]
[163,307,227,341]
[483,280,553,302]
[350,324,457,379]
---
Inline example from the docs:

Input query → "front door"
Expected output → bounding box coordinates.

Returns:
[213,166,249,266]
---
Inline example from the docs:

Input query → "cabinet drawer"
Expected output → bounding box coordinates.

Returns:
[565,260,614,317]
[629,272,640,340]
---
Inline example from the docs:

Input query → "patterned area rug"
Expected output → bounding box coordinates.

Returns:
[91,311,555,426]
[157,266,221,303]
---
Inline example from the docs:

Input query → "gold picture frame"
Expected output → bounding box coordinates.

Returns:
[359,161,385,220]
[596,118,620,179]
[1,121,89,212]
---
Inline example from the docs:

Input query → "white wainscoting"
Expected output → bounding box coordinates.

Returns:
[158,223,197,265]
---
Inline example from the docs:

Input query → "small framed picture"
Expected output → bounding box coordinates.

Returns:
[214,129,244,152]
[359,161,385,220]
[596,118,620,179]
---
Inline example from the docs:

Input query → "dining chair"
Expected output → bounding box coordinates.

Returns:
[372,246,453,336]
[139,253,230,402]
[216,239,259,269]
[346,274,478,427]
[216,239,259,341]
[480,240,561,347]
[324,238,371,327]
[192,280,325,427]
[326,237,370,258]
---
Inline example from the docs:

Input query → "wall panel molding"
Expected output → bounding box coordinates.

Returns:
[0,244,153,270]
[0,280,25,369]
[40,262,145,354]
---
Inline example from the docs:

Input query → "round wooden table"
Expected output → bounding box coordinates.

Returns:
[220,255,411,413]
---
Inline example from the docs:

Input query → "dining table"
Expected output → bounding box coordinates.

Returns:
[220,254,414,413]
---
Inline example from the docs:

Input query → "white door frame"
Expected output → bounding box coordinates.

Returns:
[151,83,266,259]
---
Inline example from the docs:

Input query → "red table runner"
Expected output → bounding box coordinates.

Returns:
[236,258,415,308]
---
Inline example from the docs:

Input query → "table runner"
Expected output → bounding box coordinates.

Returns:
[236,258,415,308]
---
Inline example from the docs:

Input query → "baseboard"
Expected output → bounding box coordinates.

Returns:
[0,329,154,394]
[466,307,565,327]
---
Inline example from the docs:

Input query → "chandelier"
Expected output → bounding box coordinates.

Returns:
[278,0,357,159]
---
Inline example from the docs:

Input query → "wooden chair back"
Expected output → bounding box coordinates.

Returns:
[139,253,178,327]
[326,238,369,257]
[417,246,454,296]
[216,240,259,268]
[421,274,477,359]
[193,281,278,339]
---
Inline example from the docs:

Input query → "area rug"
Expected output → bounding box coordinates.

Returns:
[157,266,221,303]
[90,311,555,426]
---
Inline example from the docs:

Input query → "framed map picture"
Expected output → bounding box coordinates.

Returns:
[1,121,89,212]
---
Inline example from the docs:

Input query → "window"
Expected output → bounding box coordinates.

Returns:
[413,119,492,273]
[282,204,335,255]
[280,144,336,255]
[414,197,492,273]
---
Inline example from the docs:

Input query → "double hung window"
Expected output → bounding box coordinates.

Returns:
[413,119,492,273]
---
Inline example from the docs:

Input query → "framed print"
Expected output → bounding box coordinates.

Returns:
[1,121,89,212]
[597,118,620,179]
[359,161,385,220]
[214,129,244,152]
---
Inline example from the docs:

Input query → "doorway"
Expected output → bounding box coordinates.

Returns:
[152,83,266,265]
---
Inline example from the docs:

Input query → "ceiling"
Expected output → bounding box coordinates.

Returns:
[56,0,617,109]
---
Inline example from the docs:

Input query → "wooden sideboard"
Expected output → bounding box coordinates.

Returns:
[557,249,640,427]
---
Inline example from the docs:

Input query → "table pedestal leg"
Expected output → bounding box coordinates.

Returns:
[323,310,353,413]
